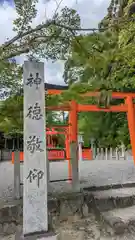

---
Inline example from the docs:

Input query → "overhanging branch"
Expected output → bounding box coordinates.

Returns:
[2,33,69,60]
[2,20,98,51]
[2,16,135,51]
[2,20,56,50]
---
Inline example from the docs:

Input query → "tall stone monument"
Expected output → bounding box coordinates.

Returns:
[23,61,48,238]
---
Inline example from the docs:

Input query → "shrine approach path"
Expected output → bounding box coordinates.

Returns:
[0,155,135,202]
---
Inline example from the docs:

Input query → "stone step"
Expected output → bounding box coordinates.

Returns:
[88,187,135,212]
[100,205,135,235]
[87,187,135,236]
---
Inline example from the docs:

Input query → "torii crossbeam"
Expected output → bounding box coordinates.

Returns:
[47,87,135,166]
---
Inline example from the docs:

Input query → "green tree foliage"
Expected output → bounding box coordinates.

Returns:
[0,0,81,135]
[0,0,81,93]
[0,96,23,135]
[63,0,135,147]
[0,94,67,136]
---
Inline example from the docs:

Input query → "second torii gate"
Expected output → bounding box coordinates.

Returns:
[47,89,135,190]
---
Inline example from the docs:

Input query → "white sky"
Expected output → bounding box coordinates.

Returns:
[0,0,111,85]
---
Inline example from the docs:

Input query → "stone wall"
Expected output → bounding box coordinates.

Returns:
[0,192,90,236]
[0,149,133,162]
[1,189,135,238]
[0,200,23,235]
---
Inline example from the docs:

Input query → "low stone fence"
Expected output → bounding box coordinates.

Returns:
[0,148,133,162]
[0,150,12,162]
[93,148,132,161]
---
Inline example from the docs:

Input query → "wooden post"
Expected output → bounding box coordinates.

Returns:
[126,96,135,165]
[14,151,21,200]
[23,61,50,238]
[69,100,80,191]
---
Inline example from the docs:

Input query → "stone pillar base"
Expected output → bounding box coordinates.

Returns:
[16,231,60,240]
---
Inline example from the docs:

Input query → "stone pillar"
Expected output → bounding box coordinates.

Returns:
[121,144,126,160]
[110,147,113,160]
[105,148,108,161]
[90,138,95,160]
[116,147,119,160]
[47,150,51,192]
[100,148,104,160]
[96,148,99,160]
[21,61,56,239]
[92,147,96,160]
[78,142,82,161]
[14,151,21,200]
[78,135,83,161]
[70,142,80,191]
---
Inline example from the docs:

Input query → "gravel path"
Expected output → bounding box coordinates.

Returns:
[1,159,135,239]
[0,158,135,202]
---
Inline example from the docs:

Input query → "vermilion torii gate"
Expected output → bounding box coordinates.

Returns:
[13,83,135,188]
[47,89,135,184]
